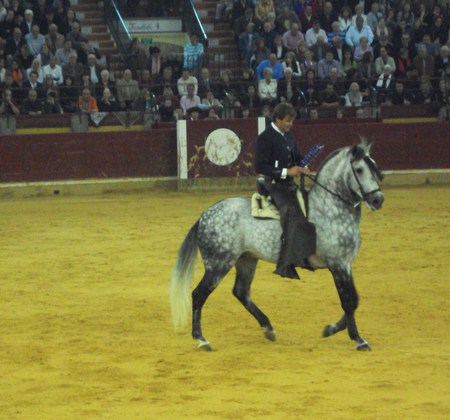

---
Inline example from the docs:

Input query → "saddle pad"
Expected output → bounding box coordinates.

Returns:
[251,191,307,220]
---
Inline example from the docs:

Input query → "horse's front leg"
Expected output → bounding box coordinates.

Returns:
[327,265,371,351]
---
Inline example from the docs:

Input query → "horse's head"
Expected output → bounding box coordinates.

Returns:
[348,142,384,210]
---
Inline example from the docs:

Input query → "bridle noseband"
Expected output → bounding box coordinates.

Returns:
[350,155,384,203]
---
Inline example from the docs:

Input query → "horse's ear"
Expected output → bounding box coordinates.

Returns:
[350,144,365,160]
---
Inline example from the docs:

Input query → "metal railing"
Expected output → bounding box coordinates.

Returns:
[103,0,133,61]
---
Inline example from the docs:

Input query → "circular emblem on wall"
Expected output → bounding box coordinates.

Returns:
[204,128,241,166]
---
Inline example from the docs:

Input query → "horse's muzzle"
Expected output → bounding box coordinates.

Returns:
[367,191,384,210]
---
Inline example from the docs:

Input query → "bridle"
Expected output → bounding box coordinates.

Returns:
[304,155,383,208]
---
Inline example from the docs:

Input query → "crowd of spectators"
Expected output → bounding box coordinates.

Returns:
[0,0,449,124]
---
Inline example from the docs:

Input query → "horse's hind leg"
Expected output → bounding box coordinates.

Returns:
[192,267,230,351]
[233,253,276,342]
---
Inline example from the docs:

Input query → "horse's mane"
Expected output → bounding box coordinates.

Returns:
[315,142,370,178]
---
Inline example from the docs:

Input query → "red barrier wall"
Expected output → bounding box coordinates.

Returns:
[0,130,177,182]
[0,121,447,183]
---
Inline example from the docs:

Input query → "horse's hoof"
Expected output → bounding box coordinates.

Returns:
[264,328,276,342]
[356,341,371,351]
[322,324,334,337]
[197,340,213,351]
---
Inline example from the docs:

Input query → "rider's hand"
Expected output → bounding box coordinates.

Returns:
[287,166,310,176]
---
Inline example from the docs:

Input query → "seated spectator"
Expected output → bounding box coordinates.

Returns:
[388,81,414,105]
[299,49,317,76]
[309,108,319,119]
[95,69,116,101]
[429,15,448,47]
[0,9,17,41]
[276,6,301,33]
[412,45,435,79]
[259,20,277,50]
[317,51,342,79]
[215,69,237,101]
[345,16,374,49]
[0,88,20,115]
[78,87,98,113]
[436,78,450,121]
[20,9,36,37]
[299,4,316,34]
[418,33,439,58]
[59,8,80,38]
[26,58,44,84]
[177,68,198,97]
[183,33,205,77]
[186,106,201,121]
[132,88,156,112]
[197,67,217,98]
[282,51,302,78]
[154,66,177,96]
[234,7,262,43]
[80,73,94,91]
[201,90,224,117]
[205,107,220,120]
[237,67,256,92]
[238,83,261,109]
[159,97,175,122]
[258,67,278,106]
[59,75,78,113]
[83,53,102,85]
[305,20,327,48]
[62,52,83,86]
[23,69,44,97]
[255,0,275,23]
[156,86,180,110]
[271,35,289,61]
[327,21,345,46]
[366,2,383,32]
[138,69,152,90]
[413,80,436,105]
[1,72,21,101]
[374,64,395,103]
[309,35,331,63]
[55,40,76,66]
[37,43,51,67]
[4,27,26,60]
[277,67,299,106]
[344,82,364,106]
[358,51,376,81]
[282,22,304,52]
[256,53,284,80]
[180,83,201,116]
[25,24,45,57]
[0,58,5,84]
[65,22,89,54]
[435,45,450,78]
[116,69,140,110]
[42,74,59,98]
[239,22,260,66]
[11,58,25,87]
[354,36,373,62]
[215,0,233,22]
[341,49,357,77]
[375,46,396,76]
[319,1,339,33]
[395,47,413,79]
[17,44,34,71]
[250,38,270,70]
[338,5,352,33]
[374,17,390,43]
[45,24,65,55]
[161,52,183,80]
[319,82,340,107]
[351,4,367,25]
[77,40,102,66]
[21,88,43,115]
[43,90,63,114]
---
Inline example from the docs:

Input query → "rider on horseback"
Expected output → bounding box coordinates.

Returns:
[255,103,316,279]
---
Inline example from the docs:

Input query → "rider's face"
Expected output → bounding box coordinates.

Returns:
[275,116,294,134]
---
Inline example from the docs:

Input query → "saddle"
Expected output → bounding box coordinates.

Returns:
[251,177,308,220]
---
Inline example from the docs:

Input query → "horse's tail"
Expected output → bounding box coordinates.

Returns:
[169,220,199,332]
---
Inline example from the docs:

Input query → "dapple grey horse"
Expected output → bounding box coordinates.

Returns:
[170,142,384,351]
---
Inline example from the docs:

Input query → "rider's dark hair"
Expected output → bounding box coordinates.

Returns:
[272,102,296,121]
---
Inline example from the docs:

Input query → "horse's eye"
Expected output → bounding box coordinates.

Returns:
[356,168,363,174]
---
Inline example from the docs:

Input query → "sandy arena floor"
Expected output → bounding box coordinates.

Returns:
[0,185,448,419]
